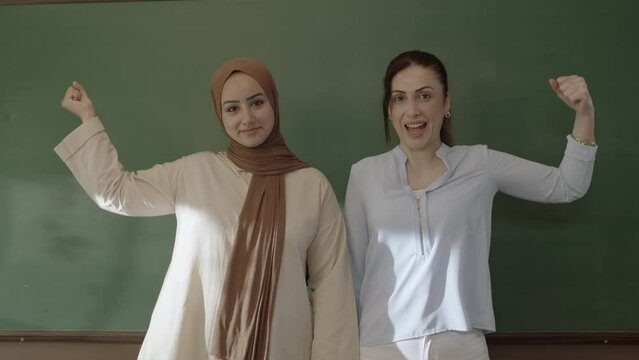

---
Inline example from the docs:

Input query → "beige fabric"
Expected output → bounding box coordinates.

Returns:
[54,117,359,360]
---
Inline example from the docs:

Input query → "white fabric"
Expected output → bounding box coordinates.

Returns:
[55,117,359,360]
[360,330,489,360]
[345,138,597,346]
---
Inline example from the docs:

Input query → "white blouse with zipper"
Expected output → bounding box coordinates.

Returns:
[345,136,597,346]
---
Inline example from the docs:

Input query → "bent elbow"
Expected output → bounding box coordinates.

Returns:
[562,183,589,203]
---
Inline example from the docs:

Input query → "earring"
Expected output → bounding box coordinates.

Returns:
[445,111,451,119]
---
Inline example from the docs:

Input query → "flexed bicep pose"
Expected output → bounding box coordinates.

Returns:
[345,51,596,360]
[57,59,359,360]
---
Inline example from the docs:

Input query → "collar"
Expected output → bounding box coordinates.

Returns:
[391,143,453,192]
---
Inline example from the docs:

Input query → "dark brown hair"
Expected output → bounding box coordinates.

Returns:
[383,50,452,145]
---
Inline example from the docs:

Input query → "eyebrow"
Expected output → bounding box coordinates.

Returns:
[391,86,434,94]
[222,92,265,105]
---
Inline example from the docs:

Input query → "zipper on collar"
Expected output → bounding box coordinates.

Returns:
[415,192,425,256]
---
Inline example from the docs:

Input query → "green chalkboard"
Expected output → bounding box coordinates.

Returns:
[1,0,637,332]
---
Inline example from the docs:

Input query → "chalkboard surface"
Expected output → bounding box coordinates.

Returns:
[1,0,637,331]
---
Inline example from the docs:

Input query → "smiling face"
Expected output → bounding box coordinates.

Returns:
[388,64,450,153]
[221,72,275,148]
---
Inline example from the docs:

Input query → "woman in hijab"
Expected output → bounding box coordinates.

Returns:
[57,58,358,360]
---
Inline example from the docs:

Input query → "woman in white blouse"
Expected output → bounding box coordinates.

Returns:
[345,50,596,360]
[58,58,358,360]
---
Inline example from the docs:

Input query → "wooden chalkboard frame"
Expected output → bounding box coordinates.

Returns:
[2,332,638,360]
[0,0,165,4]
[1,331,639,345]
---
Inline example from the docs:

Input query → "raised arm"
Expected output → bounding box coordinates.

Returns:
[56,81,181,216]
[490,76,597,203]
[549,75,595,144]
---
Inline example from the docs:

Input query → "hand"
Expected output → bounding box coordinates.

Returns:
[549,75,594,117]
[61,81,96,122]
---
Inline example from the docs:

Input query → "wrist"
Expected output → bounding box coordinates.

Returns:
[570,133,596,147]
[575,110,594,122]
[572,112,595,143]
[80,111,97,123]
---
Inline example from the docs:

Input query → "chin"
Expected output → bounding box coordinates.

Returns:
[243,138,268,148]
[404,138,435,151]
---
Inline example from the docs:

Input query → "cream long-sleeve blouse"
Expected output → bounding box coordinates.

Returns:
[54,117,359,360]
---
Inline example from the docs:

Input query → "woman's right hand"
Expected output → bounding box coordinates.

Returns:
[61,81,96,122]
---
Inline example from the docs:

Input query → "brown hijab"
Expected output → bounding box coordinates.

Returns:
[210,58,309,360]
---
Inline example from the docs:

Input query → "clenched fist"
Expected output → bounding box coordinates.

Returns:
[549,75,594,117]
[61,81,96,122]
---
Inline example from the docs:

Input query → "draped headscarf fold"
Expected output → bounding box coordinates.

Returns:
[209,58,309,360]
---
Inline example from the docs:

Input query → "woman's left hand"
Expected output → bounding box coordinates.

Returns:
[549,75,594,117]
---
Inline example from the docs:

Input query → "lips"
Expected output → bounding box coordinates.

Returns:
[405,122,427,130]
[402,121,428,140]
[241,127,261,134]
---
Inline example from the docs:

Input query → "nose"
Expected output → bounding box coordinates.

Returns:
[240,106,256,126]
[407,98,420,118]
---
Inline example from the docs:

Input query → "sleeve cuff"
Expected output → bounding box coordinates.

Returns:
[565,134,597,162]
[54,117,105,161]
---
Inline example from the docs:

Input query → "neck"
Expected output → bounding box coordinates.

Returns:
[399,141,442,168]
[400,140,447,191]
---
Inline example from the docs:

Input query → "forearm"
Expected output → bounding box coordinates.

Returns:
[572,111,595,143]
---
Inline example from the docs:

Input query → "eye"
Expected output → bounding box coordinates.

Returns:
[225,105,239,113]
[418,93,431,101]
[251,99,265,107]
[391,95,405,103]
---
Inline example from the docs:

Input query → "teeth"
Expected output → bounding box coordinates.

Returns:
[406,122,426,129]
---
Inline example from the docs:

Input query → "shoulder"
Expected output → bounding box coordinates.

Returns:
[444,144,489,167]
[179,151,229,166]
[346,149,398,192]
[174,151,237,177]
[447,143,487,156]
[351,149,396,176]
[288,166,333,191]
